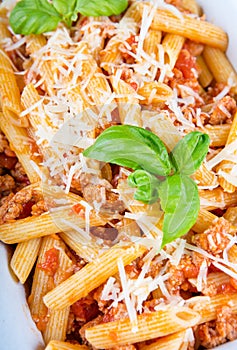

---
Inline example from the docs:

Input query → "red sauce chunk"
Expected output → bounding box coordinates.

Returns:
[71,297,99,323]
[175,49,197,79]
[38,248,59,276]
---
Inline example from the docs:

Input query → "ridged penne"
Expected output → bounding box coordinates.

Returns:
[43,243,147,310]
[110,76,142,126]
[162,34,185,70]
[188,292,237,324]
[203,46,237,93]
[28,235,59,331]
[0,206,105,244]
[60,231,99,262]
[43,248,73,344]
[0,112,40,183]
[140,329,190,350]
[10,238,42,284]
[0,49,23,120]
[140,4,228,51]
[138,81,173,105]
[199,187,237,210]
[26,35,55,95]
[203,124,230,147]
[85,306,200,348]
[216,111,237,193]
[192,208,217,233]
[143,29,162,57]
[192,163,218,188]
[141,110,182,151]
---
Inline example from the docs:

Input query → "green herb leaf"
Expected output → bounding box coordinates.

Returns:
[9,0,62,35]
[83,125,172,176]
[128,170,160,204]
[169,131,210,175]
[76,0,128,17]
[158,174,199,247]
[53,0,78,27]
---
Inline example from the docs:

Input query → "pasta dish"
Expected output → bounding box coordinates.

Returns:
[1,0,237,349]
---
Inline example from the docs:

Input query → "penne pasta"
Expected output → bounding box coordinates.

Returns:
[110,76,142,126]
[138,81,173,105]
[139,4,228,50]
[140,329,190,350]
[216,111,237,193]
[0,112,40,183]
[203,124,230,147]
[28,235,59,331]
[192,163,218,188]
[26,35,55,95]
[192,208,217,233]
[188,292,237,324]
[10,238,42,284]
[162,34,185,70]
[43,247,73,344]
[0,205,105,244]
[85,306,200,348]
[203,46,237,93]
[199,187,237,210]
[43,243,147,310]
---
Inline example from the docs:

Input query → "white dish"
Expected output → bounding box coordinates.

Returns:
[0,1,237,349]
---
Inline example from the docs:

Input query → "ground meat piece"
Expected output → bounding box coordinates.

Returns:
[10,161,28,183]
[103,302,128,323]
[0,186,42,223]
[198,306,237,348]
[71,297,99,323]
[0,174,15,193]
[31,200,48,216]
[0,132,16,156]
[90,226,118,241]
[209,96,236,125]
[80,173,125,214]
[166,255,201,295]
[192,218,231,257]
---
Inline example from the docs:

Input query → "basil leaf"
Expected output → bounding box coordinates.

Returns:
[76,0,128,16]
[53,0,78,26]
[9,0,62,35]
[83,125,172,176]
[169,131,210,175]
[158,174,199,247]
[128,170,160,204]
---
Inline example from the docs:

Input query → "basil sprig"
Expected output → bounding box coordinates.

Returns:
[9,0,128,35]
[83,125,210,248]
